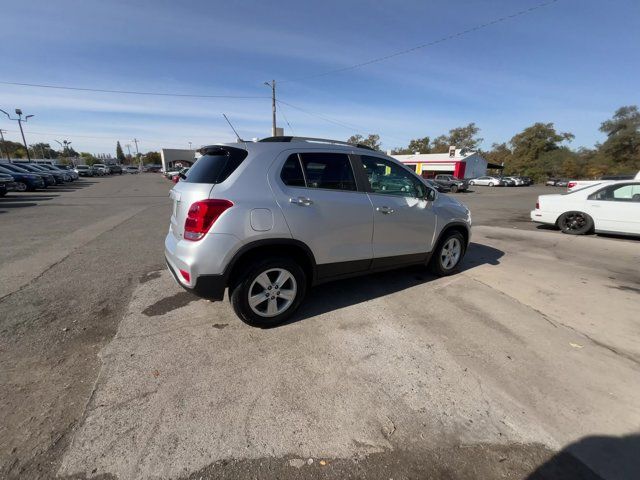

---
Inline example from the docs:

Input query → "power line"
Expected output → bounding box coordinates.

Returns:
[278,103,295,136]
[281,0,560,83]
[276,99,362,132]
[0,81,269,99]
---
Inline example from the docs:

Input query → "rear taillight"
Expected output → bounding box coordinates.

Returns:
[536,201,540,209]
[567,182,577,189]
[184,199,233,241]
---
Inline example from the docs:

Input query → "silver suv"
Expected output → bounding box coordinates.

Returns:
[165,137,471,327]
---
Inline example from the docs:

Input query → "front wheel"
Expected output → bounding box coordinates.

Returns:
[231,258,307,327]
[450,185,459,193]
[429,231,466,276]
[488,182,494,187]
[557,211,594,235]
[469,181,475,186]
[14,182,28,192]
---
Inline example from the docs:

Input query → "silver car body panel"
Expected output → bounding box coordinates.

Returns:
[165,141,471,290]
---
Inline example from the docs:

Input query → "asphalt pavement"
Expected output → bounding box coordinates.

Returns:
[1,176,638,480]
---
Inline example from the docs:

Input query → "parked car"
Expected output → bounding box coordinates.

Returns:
[531,179,640,236]
[468,176,503,187]
[172,167,190,184]
[164,168,181,179]
[424,179,448,193]
[75,165,95,177]
[165,137,472,327]
[123,166,140,174]
[433,174,468,193]
[49,164,79,180]
[500,177,516,187]
[0,173,17,196]
[502,176,526,186]
[145,165,163,173]
[5,163,57,187]
[0,162,53,187]
[0,165,45,191]
[30,163,71,183]
[108,165,123,175]
[567,171,640,192]
[92,164,109,176]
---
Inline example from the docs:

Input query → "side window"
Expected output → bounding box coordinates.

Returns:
[298,153,357,191]
[590,183,640,202]
[361,155,426,198]
[280,154,305,187]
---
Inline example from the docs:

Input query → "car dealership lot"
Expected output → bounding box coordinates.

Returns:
[1,176,638,479]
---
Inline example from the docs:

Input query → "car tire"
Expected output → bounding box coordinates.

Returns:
[231,257,307,328]
[14,182,27,192]
[450,185,459,193]
[429,231,466,276]
[557,211,594,235]
[469,181,475,186]
[488,182,494,187]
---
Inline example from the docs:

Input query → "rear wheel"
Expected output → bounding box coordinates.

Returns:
[450,184,459,193]
[15,182,27,192]
[488,182,494,187]
[429,231,466,276]
[557,211,594,235]
[231,257,307,327]
[469,180,475,186]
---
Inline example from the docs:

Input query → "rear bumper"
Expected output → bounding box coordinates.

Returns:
[530,209,557,225]
[165,256,226,301]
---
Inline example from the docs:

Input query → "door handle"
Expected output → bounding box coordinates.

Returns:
[376,206,394,214]
[289,196,313,206]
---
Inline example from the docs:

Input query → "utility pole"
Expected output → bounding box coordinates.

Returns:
[125,143,132,160]
[0,129,10,161]
[132,138,141,170]
[1,108,34,161]
[264,80,277,136]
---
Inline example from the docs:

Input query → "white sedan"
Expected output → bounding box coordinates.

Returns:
[468,176,503,187]
[531,180,640,236]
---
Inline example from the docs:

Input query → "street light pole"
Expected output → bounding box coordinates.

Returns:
[0,108,34,162]
[0,128,10,161]
[132,138,141,170]
[264,80,277,137]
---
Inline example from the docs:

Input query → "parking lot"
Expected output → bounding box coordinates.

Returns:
[1,175,639,480]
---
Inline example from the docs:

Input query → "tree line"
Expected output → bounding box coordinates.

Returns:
[348,105,640,181]
[0,138,161,166]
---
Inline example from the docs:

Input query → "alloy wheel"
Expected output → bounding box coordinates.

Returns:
[247,268,297,318]
[440,237,462,270]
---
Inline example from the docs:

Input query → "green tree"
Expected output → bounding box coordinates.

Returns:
[508,122,574,180]
[447,123,483,152]
[143,151,161,164]
[485,143,512,169]
[598,105,640,172]
[347,134,381,151]
[116,141,126,163]
[80,152,97,166]
[430,135,450,153]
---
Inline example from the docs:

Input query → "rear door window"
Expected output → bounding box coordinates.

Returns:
[184,147,248,184]
[280,152,357,191]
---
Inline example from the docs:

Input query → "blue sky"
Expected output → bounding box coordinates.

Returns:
[0,0,638,155]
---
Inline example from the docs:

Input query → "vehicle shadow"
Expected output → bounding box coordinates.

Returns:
[527,433,639,480]
[536,224,640,241]
[283,242,504,326]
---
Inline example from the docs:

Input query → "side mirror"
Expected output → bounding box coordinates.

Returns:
[426,188,437,201]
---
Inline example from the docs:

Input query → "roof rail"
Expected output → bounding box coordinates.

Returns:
[258,136,376,151]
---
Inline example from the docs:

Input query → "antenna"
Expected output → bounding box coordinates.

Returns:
[222,114,243,142]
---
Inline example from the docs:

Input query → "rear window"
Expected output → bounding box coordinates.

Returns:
[185,147,248,184]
